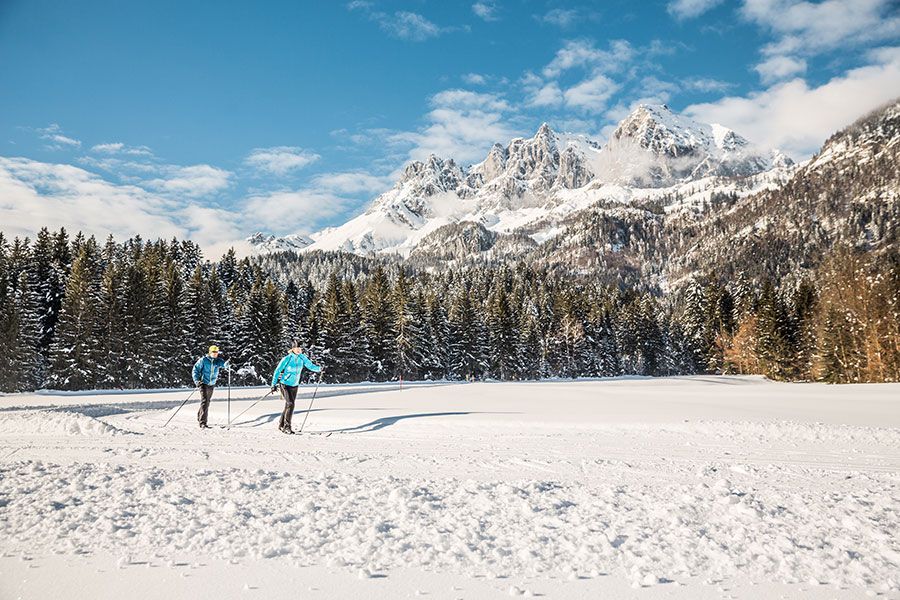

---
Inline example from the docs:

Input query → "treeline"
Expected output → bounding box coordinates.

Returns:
[0,228,897,392]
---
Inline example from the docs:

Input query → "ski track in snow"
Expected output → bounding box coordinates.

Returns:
[0,376,899,598]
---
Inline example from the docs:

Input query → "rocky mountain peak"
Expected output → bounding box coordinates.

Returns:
[251,103,801,257]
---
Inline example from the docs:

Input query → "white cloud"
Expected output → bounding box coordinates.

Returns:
[245,146,321,176]
[78,155,161,176]
[348,3,447,41]
[564,73,621,111]
[385,11,442,41]
[0,157,241,250]
[683,77,736,93]
[537,8,579,28]
[37,124,81,149]
[543,39,634,78]
[685,46,900,159]
[243,190,353,235]
[636,76,679,105]
[740,0,900,84]
[310,171,394,195]
[529,82,564,107]
[754,55,807,83]
[667,0,724,20]
[462,72,487,85]
[429,89,509,111]
[145,164,232,197]
[472,2,499,21]
[391,89,518,163]
[741,0,900,56]
[90,142,153,156]
[0,155,364,255]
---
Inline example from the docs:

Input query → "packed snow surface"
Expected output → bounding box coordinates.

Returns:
[1,376,898,599]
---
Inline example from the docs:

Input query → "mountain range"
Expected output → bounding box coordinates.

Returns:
[249,100,898,289]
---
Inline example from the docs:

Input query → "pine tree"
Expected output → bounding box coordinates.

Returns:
[116,241,167,388]
[487,283,519,380]
[97,246,127,388]
[342,279,371,381]
[448,280,486,380]
[680,280,708,373]
[392,269,425,381]
[47,238,103,390]
[235,277,285,384]
[755,280,793,380]
[317,273,353,382]
[424,291,450,379]
[160,259,192,385]
[361,266,395,380]
[183,265,216,359]
[12,271,42,390]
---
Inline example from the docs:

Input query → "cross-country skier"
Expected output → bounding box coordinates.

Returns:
[192,345,229,429]
[271,340,322,434]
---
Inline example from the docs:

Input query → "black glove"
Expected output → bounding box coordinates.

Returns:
[271,385,278,393]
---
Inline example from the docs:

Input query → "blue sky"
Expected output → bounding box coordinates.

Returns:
[1,0,898,255]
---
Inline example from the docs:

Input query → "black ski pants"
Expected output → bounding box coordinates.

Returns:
[278,384,299,431]
[197,383,215,426]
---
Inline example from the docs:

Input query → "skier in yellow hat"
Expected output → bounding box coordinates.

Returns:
[191,345,229,429]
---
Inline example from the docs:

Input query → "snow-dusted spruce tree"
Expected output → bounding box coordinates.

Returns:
[0,247,42,392]
[360,266,395,381]
[679,280,708,373]
[392,268,425,382]
[342,279,372,382]
[160,259,192,386]
[235,277,285,385]
[423,290,450,380]
[317,273,354,382]
[122,239,168,388]
[30,228,70,382]
[753,280,788,380]
[11,271,42,390]
[47,238,103,390]
[182,265,217,362]
[703,282,736,373]
[487,280,519,380]
[448,278,487,380]
[283,280,311,350]
[96,236,126,388]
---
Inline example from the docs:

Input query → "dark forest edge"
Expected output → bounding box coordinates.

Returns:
[0,227,897,393]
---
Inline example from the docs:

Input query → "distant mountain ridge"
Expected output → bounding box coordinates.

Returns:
[248,104,793,257]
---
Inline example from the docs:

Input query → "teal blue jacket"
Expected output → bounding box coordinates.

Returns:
[271,352,321,387]
[192,355,227,385]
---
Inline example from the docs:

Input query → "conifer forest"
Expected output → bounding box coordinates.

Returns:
[0,227,896,392]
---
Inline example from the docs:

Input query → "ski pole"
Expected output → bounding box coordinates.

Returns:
[227,361,232,427]
[298,369,324,434]
[163,387,199,428]
[228,387,277,427]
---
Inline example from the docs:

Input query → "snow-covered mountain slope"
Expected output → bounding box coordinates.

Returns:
[246,231,313,253]
[251,104,793,257]
[600,104,791,186]
[660,98,900,285]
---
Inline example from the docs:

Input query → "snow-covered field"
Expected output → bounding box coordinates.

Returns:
[1,376,898,599]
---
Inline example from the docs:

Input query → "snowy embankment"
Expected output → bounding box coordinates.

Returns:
[1,376,898,599]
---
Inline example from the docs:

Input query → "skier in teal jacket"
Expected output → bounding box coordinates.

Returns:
[271,340,322,434]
